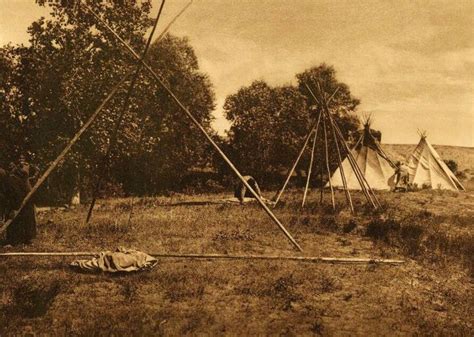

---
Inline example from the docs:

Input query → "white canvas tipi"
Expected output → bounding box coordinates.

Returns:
[407,134,465,191]
[329,121,396,190]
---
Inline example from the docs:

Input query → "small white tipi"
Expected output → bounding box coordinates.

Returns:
[407,134,465,191]
[329,120,396,190]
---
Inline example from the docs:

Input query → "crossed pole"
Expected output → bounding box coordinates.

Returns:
[0,1,302,252]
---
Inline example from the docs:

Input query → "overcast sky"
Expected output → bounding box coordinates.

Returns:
[1,0,472,146]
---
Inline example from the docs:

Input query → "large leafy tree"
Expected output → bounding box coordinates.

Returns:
[223,64,361,185]
[0,1,215,200]
[295,64,360,178]
[223,81,308,182]
[116,35,216,193]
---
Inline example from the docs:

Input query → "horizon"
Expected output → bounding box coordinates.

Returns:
[1,0,472,147]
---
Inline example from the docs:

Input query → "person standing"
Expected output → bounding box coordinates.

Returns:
[4,154,39,245]
[394,161,409,192]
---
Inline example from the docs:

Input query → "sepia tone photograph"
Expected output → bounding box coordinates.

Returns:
[0,0,472,336]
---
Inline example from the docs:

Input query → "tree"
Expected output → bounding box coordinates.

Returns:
[223,81,309,182]
[0,1,216,200]
[223,64,361,185]
[295,64,360,180]
[116,35,216,193]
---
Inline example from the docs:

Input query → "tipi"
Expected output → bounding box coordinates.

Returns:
[329,120,396,190]
[406,134,465,191]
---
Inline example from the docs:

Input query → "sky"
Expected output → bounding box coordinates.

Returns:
[1,0,473,146]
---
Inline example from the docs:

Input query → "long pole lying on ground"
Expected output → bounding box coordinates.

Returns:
[79,2,302,252]
[0,73,133,236]
[0,251,404,264]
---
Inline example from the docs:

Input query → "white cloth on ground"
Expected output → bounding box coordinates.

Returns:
[70,247,158,272]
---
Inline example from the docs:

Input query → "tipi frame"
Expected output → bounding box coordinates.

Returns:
[273,82,381,212]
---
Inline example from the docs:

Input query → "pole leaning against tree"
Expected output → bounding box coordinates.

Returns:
[79,1,303,252]
[85,0,166,224]
[0,72,133,236]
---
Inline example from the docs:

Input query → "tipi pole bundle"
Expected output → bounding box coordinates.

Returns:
[85,0,166,225]
[320,97,356,211]
[0,72,133,236]
[328,115,380,208]
[305,83,378,208]
[79,2,303,252]
[330,115,354,213]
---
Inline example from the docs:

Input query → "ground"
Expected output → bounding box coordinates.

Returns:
[0,187,473,336]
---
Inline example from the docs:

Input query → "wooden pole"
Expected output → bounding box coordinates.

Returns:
[329,116,380,208]
[322,115,336,210]
[333,115,377,209]
[319,159,324,204]
[301,131,315,207]
[0,251,404,264]
[304,83,378,209]
[125,2,194,227]
[0,73,133,236]
[154,0,193,43]
[85,0,166,224]
[80,2,303,252]
[329,113,354,213]
[274,87,340,208]
[272,121,319,207]
[327,112,373,206]
[302,117,320,207]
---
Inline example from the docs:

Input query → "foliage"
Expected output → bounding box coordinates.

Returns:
[443,159,458,174]
[0,1,215,200]
[223,81,308,181]
[223,64,360,184]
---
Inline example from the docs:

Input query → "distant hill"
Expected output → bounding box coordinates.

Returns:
[383,144,474,173]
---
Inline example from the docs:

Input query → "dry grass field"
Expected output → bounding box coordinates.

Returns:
[1,186,473,336]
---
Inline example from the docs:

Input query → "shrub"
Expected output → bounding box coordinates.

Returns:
[365,218,400,242]
[400,224,425,256]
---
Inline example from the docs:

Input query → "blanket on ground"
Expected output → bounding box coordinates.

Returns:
[70,247,157,272]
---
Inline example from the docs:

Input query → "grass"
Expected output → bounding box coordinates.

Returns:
[0,188,473,336]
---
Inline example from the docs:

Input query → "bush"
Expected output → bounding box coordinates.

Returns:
[400,224,425,256]
[365,218,400,242]
[443,159,458,173]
